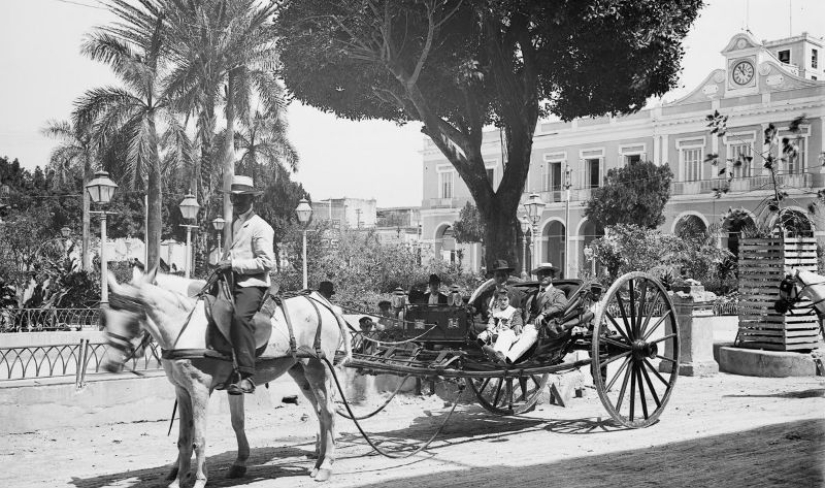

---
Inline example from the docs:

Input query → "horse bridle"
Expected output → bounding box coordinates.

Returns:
[775,274,825,316]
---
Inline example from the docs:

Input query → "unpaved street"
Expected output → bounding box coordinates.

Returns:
[1,373,823,488]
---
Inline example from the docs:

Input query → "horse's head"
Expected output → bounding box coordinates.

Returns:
[101,269,154,373]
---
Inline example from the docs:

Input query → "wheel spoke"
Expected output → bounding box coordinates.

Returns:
[598,350,632,369]
[492,378,504,406]
[647,333,678,345]
[629,362,637,421]
[605,355,631,391]
[636,282,648,335]
[615,292,635,340]
[642,310,673,341]
[615,359,633,411]
[628,279,636,336]
[642,358,671,387]
[602,336,632,350]
[636,363,649,419]
[639,361,662,408]
[640,294,661,338]
[605,311,632,344]
[478,377,491,394]
[656,355,676,364]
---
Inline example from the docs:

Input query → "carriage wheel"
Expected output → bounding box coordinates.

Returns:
[591,271,679,428]
[468,373,549,415]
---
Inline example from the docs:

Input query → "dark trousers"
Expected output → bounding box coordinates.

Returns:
[230,285,266,377]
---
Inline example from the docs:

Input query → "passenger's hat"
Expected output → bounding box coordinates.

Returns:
[531,262,559,275]
[222,175,263,195]
[318,281,335,296]
[492,259,514,272]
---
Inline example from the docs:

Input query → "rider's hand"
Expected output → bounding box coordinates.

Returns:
[216,260,232,273]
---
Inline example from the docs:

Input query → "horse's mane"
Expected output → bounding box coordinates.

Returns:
[145,273,207,311]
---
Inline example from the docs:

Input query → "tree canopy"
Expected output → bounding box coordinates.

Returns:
[274,0,703,266]
[584,160,674,230]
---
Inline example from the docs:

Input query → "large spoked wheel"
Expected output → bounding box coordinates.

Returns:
[468,374,549,415]
[592,271,680,428]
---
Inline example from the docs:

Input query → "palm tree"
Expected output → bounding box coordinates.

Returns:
[74,0,170,270]
[41,119,95,271]
[164,0,280,245]
[234,108,298,185]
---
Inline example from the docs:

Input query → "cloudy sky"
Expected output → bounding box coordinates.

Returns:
[0,0,823,207]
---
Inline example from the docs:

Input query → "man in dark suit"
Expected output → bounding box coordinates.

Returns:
[422,274,449,305]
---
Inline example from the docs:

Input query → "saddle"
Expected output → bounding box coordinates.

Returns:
[199,272,278,359]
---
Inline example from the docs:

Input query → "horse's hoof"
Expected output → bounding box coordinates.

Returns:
[226,464,247,479]
[310,467,319,478]
[314,468,332,482]
[165,467,179,481]
[167,482,180,488]
[193,480,207,488]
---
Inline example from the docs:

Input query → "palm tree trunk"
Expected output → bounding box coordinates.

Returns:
[146,114,162,270]
[222,70,236,247]
[81,152,92,271]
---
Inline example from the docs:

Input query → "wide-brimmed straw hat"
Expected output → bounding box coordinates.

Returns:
[531,262,559,275]
[222,175,263,195]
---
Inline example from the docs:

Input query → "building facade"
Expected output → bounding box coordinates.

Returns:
[311,197,377,229]
[420,32,825,277]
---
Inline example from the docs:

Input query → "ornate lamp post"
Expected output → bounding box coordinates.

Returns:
[523,193,545,277]
[520,215,530,277]
[85,171,117,307]
[178,192,200,278]
[211,217,226,263]
[295,198,313,289]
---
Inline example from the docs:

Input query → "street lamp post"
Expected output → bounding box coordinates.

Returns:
[85,171,118,307]
[520,215,530,277]
[211,217,226,263]
[178,193,200,279]
[563,163,572,278]
[295,198,313,289]
[523,193,545,278]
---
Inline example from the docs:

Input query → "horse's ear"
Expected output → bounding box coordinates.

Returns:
[131,265,143,284]
[144,265,158,285]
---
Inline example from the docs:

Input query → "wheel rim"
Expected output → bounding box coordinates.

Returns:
[468,373,549,415]
[592,272,679,428]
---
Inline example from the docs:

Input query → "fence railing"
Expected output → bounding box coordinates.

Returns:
[0,339,163,386]
[0,308,101,332]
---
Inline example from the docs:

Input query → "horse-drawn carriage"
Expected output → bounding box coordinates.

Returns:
[346,271,682,428]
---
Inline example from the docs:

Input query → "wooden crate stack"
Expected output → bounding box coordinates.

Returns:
[737,237,819,351]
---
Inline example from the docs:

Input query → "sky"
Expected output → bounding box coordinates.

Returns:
[1,0,824,208]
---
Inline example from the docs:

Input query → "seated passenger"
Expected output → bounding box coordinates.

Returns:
[504,262,566,364]
[478,290,523,363]
[422,274,449,305]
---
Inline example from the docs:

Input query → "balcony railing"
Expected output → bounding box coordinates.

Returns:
[672,172,814,196]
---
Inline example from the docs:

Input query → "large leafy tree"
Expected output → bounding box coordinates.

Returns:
[584,160,674,230]
[274,0,702,266]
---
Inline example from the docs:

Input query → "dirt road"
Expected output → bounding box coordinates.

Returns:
[1,373,823,488]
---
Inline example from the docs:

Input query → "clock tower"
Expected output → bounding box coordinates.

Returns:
[721,33,761,95]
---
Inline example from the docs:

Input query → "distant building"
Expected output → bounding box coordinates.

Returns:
[420,32,825,277]
[374,206,422,246]
[311,197,376,229]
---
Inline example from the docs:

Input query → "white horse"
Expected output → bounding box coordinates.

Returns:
[783,268,825,318]
[103,269,351,487]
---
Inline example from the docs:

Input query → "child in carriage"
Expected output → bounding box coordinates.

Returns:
[477,288,524,363]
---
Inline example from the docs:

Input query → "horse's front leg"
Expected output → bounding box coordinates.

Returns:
[189,381,212,488]
[167,387,193,488]
[226,393,249,478]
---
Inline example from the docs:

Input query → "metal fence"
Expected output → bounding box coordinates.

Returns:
[0,308,101,332]
[0,339,163,386]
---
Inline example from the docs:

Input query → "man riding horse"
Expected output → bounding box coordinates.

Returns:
[216,175,275,395]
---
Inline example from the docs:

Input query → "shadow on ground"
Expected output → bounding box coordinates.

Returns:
[68,412,823,488]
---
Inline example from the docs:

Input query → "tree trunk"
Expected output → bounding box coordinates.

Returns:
[146,114,162,271]
[222,71,236,247]
[81,153,92,272]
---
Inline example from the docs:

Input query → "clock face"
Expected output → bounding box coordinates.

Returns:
[732,60,755,85]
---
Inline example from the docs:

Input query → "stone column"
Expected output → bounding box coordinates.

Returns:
[660,295,719,377]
